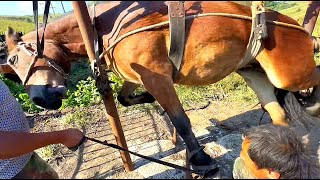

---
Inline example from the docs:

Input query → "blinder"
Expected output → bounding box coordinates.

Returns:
[8,54,18,65]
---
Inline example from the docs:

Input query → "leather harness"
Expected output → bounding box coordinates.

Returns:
[168,1,186,80]
[167,1,268,80]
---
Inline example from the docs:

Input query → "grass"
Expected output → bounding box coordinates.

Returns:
[0,19,34,35]
[35,144,61,162]
[60,107,102,128]
[0,14,64,35]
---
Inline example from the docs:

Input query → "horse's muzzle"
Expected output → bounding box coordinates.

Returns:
[47,85,67,99]
[28,85,65,110]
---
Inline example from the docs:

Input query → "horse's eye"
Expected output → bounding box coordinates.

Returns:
[8,55,18,65]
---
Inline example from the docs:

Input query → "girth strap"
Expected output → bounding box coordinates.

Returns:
[168,1,185,80]
[236,1,268,69]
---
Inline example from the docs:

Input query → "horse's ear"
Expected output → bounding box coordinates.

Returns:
[5,27,22,51]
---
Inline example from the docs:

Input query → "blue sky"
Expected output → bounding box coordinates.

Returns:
[0,1,91,16]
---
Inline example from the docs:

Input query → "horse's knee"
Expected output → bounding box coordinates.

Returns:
[263,102,288,126]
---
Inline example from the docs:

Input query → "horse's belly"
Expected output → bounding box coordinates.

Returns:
[175,41,245,85]
[175,56,242,85]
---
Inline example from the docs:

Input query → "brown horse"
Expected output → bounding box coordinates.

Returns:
[3,1,320,173]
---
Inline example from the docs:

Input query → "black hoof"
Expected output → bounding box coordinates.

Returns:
[191,168,221,179]
[189,146,220,179]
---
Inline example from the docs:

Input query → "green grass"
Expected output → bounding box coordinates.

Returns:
[0,14,64,35]
[35,144,61,162]
[60,106,102,128]
[0,19,34,35]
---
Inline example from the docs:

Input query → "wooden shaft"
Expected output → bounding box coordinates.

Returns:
[71,1,134,172]
[102,92,134,171]
[302,1,320,35]
[71,1,95,62]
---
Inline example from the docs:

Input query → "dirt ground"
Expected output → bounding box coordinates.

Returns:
[27,97,272,179]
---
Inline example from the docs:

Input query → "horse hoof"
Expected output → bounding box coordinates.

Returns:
[188,146,219,178]
[190,161,219,179]
[191,166,220,179]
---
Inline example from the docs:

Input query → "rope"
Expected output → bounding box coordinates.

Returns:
[99,12,309,60]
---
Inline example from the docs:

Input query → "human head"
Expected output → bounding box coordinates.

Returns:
[240,124,319,179]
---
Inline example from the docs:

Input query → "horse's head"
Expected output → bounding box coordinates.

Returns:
[4,27,71,109]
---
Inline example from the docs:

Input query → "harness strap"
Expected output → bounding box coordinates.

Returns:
[87,2,113,96]
[23,56,38,86]
[188,146,205,161]
[168,1,185,80]
[40,1,51,57]
[92,5,100,61]
[32,1,51,58]
[91,3,101,78]
[100,12,307,73]
[236,1,268,69]
[32,1,40,55]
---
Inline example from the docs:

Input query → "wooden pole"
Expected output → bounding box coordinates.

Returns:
[302,1,320,35]
[71,1,134,172]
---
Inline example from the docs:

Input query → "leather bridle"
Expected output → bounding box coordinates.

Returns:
[6,42,69,86]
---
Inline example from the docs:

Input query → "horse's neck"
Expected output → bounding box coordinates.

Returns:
[22,14,87,61]
[21,1,138,61]
[21,1,167,61]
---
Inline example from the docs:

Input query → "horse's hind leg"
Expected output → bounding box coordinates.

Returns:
[237,69,288,126]
[138,71,217,172]
[117,81,155,106]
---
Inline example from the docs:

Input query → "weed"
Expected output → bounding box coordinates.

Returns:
[60,107,98,128]
[35,144,61,162]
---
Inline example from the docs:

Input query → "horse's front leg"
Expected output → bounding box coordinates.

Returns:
[117,81,155,106]
[135,66,218,175]
[236,69,288,126]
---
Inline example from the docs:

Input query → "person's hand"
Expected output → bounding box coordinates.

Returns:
[60,128,85,149]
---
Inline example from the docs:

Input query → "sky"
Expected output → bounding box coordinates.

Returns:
[0,1,91,16]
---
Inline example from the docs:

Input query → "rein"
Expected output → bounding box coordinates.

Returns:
[68,136,216,178]
[99,12,309,63]
[33,0,50,58]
